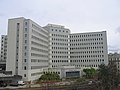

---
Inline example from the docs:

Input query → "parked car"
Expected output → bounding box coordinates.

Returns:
[0,80,7,87]
[17,81,25,86]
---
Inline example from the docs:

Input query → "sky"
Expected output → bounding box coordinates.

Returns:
[0,0,120,53]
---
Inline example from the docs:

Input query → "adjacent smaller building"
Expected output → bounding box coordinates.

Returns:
[108,53,120,72]
[43,66,81,79]
[0,35,7,71]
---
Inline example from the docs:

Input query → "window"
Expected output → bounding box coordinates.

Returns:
[25,34,27,37]
[17,23,20,30]
[25,46,27,50]
[24,59,26,62]
[25,28,27,32]
[24,52,27,56]
[24,66,26,70]
[24,74,26,77]
[25,40,27,44]
[25,22,27,26]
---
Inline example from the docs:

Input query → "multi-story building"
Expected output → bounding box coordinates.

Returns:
[6,17,49,81]
[43,24,70,68]
[70,31,108,69]
[0,35,7,70]
[108,53,120,72]
[5,17,108,81]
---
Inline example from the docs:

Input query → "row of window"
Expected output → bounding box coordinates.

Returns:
[52,47,68,50]
[70,33,103,38]
[51,38,68,42]
[51,64,101,68]
[70,50,104,54]
[70,46,103,50]
[70,38,103,42]
[52,34,68,38]
[51,64,104,68]
[23,27,29,66]
[51,29,69,33]
[73,64,101,68]
[52,55,68,58]
[70,55,104,58]
[31,59,48,62]
[44,71,60,74]
[52,42,68,46]
[70,59,104,62]
[52,51,68,54]
[16,23,20,75]
[52,65,67,67]
[52,60,68,63]
[108,57,120,61]
[70,42,103,46]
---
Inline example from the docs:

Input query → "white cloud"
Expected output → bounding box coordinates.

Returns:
[0,0,120,52]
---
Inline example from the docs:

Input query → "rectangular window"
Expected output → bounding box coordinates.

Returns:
[25,22,27,26]
[24,66,26,70]
[25,40,27,44]
[25,28,27,32]
[17,23,20,31]
[25,46,27,50]
[24,52,27,56]
[24,59,27,62]
[25,34,27,37]
[24,74,26,77]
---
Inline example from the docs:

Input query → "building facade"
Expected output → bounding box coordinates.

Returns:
[70,31,108,69]
[5,17,108,81]
[43,24,71,68]
[0,35,7,70]
[6,17,49,81]
[108,53,120,72]
[43,66,81,79]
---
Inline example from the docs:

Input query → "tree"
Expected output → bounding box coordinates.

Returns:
[98,63,120,90]
[83,68,96,78]
[39,72,60,81]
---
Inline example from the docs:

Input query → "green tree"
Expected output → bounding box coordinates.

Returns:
[83,68,96,78]
[98,63,120,90]
[39,72,60,81]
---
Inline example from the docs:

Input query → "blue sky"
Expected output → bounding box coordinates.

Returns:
[0,0,120,53]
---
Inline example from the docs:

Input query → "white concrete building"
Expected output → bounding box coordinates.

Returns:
[6,17,49,81]
[70,31,108,69]
[0,35,7,70]
[5,17,108,81]
[43,24,70,68]
[108,53,120,72]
